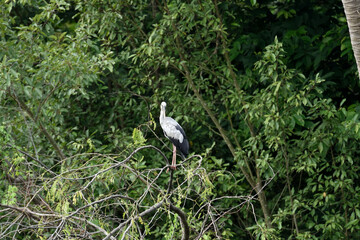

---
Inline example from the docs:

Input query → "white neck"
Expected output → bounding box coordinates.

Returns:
[160,106,166,124]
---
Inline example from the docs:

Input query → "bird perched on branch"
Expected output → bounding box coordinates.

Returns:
[159,102,189,170]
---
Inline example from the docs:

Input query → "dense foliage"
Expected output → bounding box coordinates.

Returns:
[1,0,359,239]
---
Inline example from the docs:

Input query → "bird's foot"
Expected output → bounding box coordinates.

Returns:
[166,165,176,173]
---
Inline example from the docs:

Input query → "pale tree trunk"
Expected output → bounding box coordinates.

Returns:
[342,0,360,78]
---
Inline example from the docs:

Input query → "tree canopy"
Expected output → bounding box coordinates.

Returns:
[1,0,360,239]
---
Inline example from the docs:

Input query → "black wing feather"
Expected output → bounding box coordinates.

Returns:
[167,125,189,157]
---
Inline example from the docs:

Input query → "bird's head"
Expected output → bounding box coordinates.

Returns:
[161,102,167,109]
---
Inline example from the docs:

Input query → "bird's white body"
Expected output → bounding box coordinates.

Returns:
[160,116,185,144]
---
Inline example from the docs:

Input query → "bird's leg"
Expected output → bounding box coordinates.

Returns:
[171,144,177,170]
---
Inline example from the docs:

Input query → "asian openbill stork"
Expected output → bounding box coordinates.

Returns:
[160,102,189,170]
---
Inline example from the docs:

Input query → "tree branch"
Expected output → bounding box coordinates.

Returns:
[169,203,190,240]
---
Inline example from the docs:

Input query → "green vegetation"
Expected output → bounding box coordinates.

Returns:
[1,0,359,239]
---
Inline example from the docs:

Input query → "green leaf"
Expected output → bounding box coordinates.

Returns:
[132,128,146,145]
[318,142,323,153]
[293,114,305,127]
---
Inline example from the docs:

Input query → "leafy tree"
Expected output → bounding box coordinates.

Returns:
[1,0,360,239]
